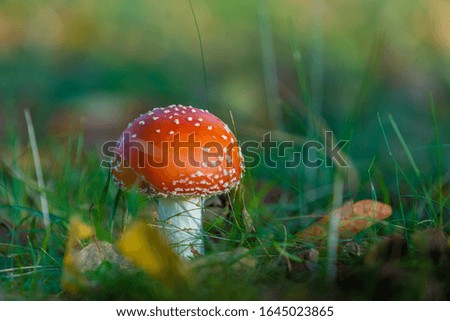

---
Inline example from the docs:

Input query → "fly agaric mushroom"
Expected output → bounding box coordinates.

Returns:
[111,105,244,258]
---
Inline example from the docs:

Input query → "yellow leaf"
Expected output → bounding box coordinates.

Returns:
[61,218,187,295]
[296,200,392,241]
[68,216,94,241]
[63,218,94,266]
[61,217,95,294]
[116,220,186,287]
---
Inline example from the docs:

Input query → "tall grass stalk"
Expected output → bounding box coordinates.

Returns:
[388,114,437,222]
[327,172,343,281]
[305,0,324,207]
[257,0,284,130]
[188,0,209,106]
[24,109,50,235]
[430,94,444,225]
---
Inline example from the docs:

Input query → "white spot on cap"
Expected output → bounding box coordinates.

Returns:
[169,131,174,135]
[164,110,170,114]
[174,119,180,124]
[207,126,213,130]
[196,170,204,176]
[195,123,200,127]
[187,117,193,121]
[147,111,153,115]
[152,116,159,120]
[203,147,210,152]
[131,134,137,138]
[156,129,160,133]
[198,118,203,122]
[214,174,219,179]
[223,182,229,188]
[181,111,186,114]
[191,109,196,113]
[222,135,228,140]
[202,162,207,168]
[139,121,145,125]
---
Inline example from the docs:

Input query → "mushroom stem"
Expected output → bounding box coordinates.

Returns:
[157,196,204,258]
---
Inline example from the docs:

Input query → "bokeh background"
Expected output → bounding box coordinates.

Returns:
[0,0,449,300]
[0,0,448,201]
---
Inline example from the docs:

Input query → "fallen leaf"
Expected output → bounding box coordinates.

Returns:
[75,241,134,273]
[62,217,187,295]
[116,219,186,287]
[296,200,392,241]
[61,217,96,294]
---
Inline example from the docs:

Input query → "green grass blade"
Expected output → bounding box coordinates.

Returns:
[377,113,417,193]
[430,94,444,225]
[388,114,437,221]
[109,189,123,238]
[188,0,208,106]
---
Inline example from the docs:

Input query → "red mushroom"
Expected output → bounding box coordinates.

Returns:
[112,105,244,257]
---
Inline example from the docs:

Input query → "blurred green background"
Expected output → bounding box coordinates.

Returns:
[0,0,448,195]
[0,0,449,300]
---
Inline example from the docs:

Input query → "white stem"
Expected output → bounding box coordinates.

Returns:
[157,197,204,258]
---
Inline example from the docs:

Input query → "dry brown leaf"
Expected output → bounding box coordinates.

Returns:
[296,200,392,241]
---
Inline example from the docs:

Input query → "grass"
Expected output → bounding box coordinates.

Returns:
[0,93,448,300]
[0,0,448,301]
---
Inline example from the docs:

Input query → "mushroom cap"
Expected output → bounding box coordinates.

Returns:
[112,105,245,197]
